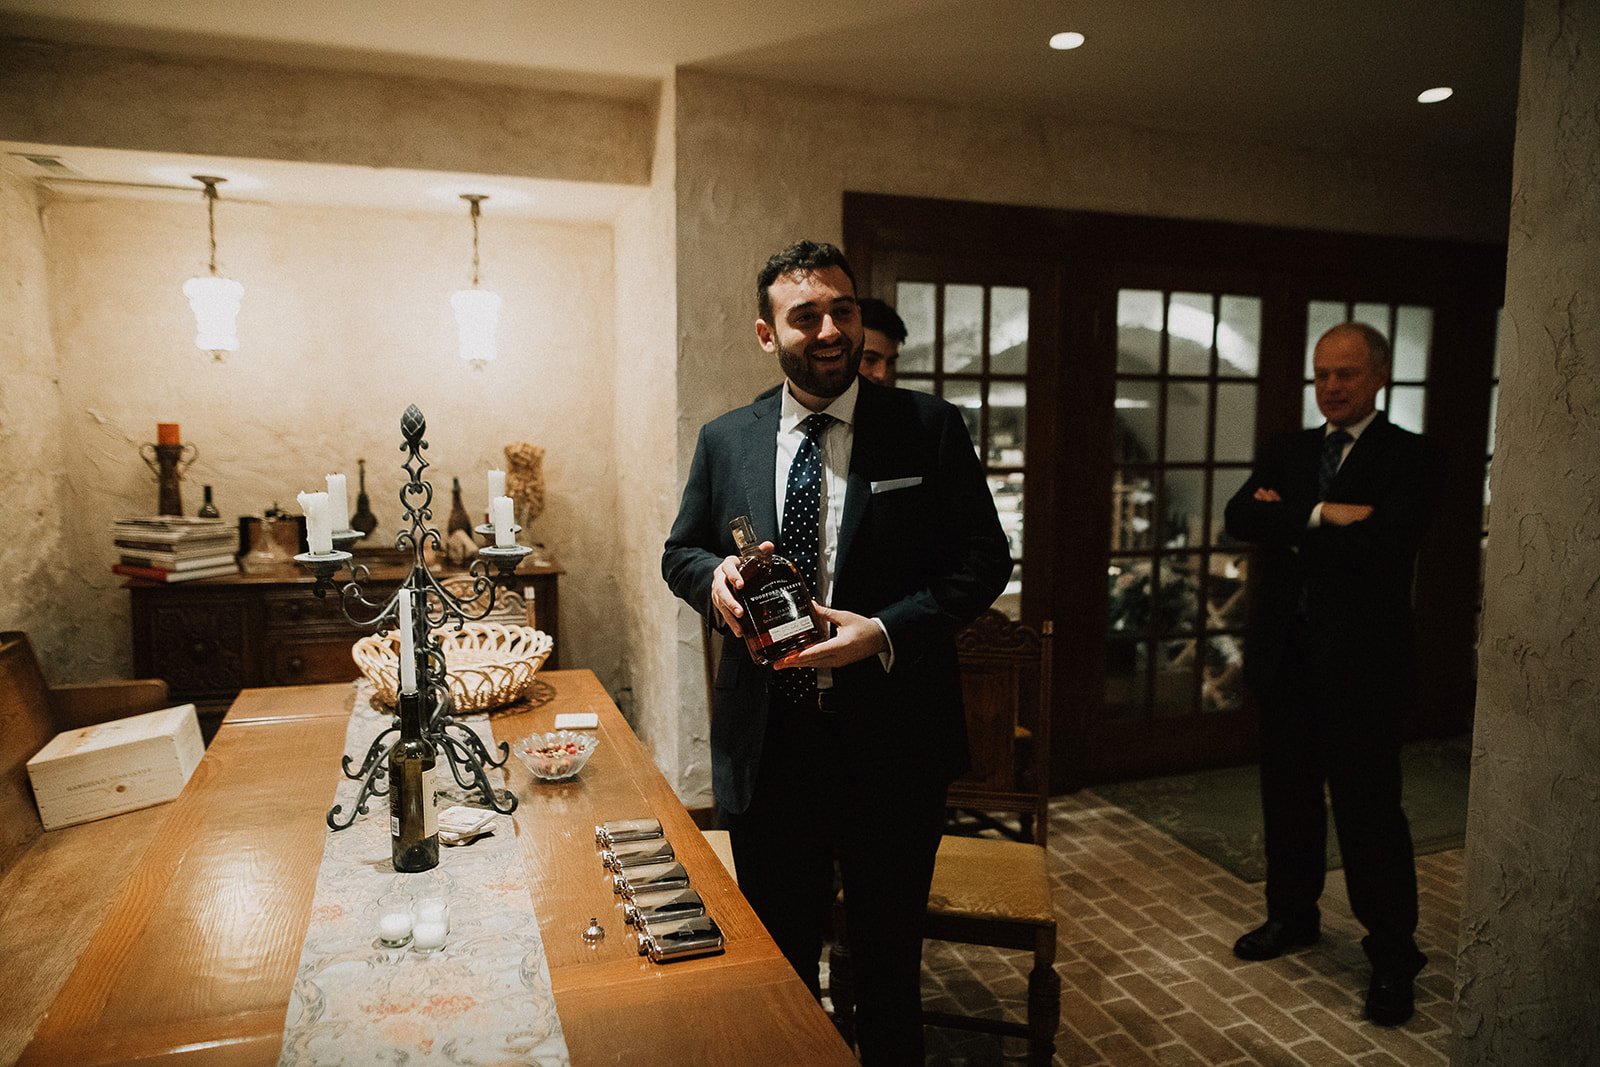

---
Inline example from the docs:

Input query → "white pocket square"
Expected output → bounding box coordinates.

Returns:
[871,476,923,494]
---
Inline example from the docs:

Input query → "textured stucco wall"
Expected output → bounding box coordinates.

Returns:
[0,37,652,186]
[0,170,75,668]
[32,190,622,693]
[613,81,701,799]
[1454,1,1600,1060]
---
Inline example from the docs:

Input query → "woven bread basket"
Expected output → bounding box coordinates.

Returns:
[353,622,554,713]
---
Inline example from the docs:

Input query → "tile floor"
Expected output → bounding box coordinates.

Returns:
[915,790,1461,1066]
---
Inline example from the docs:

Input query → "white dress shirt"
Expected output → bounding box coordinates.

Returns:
[775,379,894,679]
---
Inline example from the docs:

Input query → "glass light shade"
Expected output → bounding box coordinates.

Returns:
[452,287,502,364]
[183,274,244,353]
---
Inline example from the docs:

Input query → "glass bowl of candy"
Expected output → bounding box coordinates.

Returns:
[514,730,598,782]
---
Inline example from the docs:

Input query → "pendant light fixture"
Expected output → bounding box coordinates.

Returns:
[452,193,501,366]
[182,175,244,361]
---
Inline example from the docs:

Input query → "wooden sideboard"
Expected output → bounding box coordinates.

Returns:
[127,557,561,732]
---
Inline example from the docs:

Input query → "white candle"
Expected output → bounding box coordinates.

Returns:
[378,912,413,944]
[398,592,417,695]
[491,495,515,547]
[411,920,447,951]
[297,490,333,554]
[487,468,506,501]
[325,473,349,531]
[416,897,449,930]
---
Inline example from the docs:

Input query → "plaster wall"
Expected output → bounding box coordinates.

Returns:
[613,82,700,798]
[1454,0,1600,1058]
[35,191,622,692]
[0,169,74,663]
[0,37,652,186]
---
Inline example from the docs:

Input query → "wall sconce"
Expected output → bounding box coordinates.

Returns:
[452,193,501,367]
[182,175,244,361]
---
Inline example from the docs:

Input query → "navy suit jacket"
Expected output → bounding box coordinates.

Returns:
[1224,414,1438,694]
[662,379,1012,814]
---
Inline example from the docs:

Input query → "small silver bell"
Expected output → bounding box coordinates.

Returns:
[582,917,605,944]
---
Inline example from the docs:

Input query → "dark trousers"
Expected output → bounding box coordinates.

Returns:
[1259,619,1423,969]
[721,691,946,1066]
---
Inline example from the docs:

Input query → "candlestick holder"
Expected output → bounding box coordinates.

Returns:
[139,440,198,516]
[296,404,531,831]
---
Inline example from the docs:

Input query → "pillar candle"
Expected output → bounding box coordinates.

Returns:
[487,469,506,501]
[157,422,181,445]
[297,491,333,553]
[398,591,417,694]
[491,495,515,547]
[325,473,349,531]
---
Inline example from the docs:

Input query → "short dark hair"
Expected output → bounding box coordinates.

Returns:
[858,298,907,344]
[756,240,857,323]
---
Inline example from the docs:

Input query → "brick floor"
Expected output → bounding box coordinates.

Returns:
[919,790,1460,1065]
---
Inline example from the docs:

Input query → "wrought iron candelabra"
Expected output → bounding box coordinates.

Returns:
[295,405,531,831]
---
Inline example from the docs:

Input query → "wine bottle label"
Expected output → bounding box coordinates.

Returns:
[391,814,400,837]
[423,767,439,838]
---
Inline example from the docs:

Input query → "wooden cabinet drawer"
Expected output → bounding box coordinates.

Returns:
[265,636,364,686]
[143,598,250,695]
[263,587,397,632]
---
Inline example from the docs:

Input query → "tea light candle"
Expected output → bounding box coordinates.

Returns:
[325,473,349,531]
[296,491,333,554]
[487,468,506,501]
[416,897,449,930]
[157,422,181,446]
[398,592,417,694]
[491,495,515,547]
[411,920,447,951]
[378,911,413,945]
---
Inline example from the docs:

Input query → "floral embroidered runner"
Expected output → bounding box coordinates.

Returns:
[277,684,570,1065]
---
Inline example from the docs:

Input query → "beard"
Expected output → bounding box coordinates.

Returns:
[776,332,863,401]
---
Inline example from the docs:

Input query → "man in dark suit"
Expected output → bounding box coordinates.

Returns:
[663,241,1010,1063]
[1224,322,1437,1026]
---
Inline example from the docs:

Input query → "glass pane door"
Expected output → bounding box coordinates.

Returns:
[896,280,1029,618]
[1109,289,1260,722]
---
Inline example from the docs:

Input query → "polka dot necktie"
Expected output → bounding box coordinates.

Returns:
[1318,429,1352,500]
[773,412,833,702]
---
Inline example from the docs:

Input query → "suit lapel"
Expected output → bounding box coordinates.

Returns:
[741,393,782,544]
[836,386,881,573]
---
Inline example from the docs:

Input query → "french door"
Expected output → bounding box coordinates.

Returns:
[846,193,1504,789]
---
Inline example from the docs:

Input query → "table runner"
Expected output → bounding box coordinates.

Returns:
[277,684,570,1065]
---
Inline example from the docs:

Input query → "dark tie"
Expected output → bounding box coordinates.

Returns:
[1318,429,1352,500]
[773,412,833,702]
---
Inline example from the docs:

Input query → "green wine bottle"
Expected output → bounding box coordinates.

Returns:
[390,689,440,872]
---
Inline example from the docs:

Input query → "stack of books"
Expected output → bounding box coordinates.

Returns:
[111,517,240,583]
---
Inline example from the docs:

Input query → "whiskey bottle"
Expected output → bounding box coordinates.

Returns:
[447,477,473,538]
[728,515,823,666]
[390,688,440,872]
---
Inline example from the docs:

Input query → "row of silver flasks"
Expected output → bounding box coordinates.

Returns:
[595,818,725,963]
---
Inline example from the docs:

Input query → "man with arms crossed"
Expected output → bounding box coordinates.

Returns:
[1225,322,1438,1026]
[663,241,1010,1063]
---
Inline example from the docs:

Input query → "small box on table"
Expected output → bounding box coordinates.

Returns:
[26,703,204,830]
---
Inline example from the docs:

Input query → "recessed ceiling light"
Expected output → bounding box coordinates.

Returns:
[1417,86,1454,104]
[1049,31,1086,51]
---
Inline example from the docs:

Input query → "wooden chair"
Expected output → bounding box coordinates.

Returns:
[830,611,1059,1065]
[0,631,170,875]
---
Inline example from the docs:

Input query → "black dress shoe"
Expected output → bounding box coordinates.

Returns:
[1232,919,1320,961]
[1365,966,1416,1026]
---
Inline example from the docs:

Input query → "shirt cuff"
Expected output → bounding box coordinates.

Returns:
[873,617,895,672]
[1307,502,1324,528]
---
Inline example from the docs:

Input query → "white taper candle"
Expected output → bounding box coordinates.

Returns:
[325,473,349,531]
[398,591,417,694]
[491,495,515,547]
[297,490,333,554]
[487,468,506,501]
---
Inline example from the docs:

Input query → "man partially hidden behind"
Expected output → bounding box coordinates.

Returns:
[857,297,906,387]
[663,241,1010,1062]
[1224,322,1438,1026]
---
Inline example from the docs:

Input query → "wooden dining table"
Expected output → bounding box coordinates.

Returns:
[10,672,856,1066]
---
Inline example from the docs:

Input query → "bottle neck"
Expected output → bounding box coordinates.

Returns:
[398,689,428,741]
